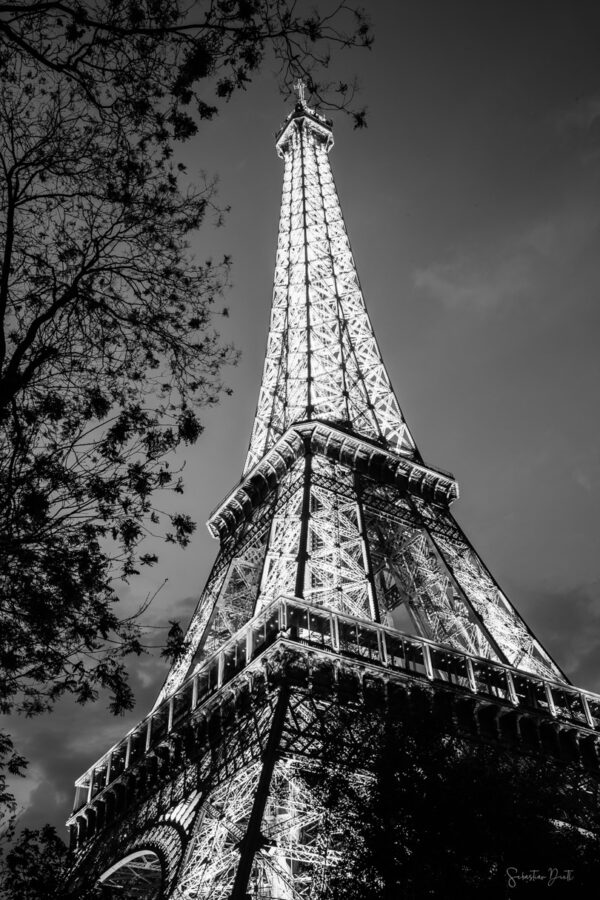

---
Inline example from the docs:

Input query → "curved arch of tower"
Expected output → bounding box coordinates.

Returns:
[64,95,600,900]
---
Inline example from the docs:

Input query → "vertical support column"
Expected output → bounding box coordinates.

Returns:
[378,628,389,665]
[545,683,557,717]
[422,643,434,680]
[354,472,380,623]
[506,671,519,706]
[581,693,595,730]
[87,771,94,804]
[300,123,313,417]
[246,624,255,662]
[230,684,290,900]
[466,657,477,693]
[332,614,340,652]
[254,486,280,614]
[295,452,313,599]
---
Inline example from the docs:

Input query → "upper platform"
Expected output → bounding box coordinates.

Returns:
[275,98,334,156]
[212,421,457,543]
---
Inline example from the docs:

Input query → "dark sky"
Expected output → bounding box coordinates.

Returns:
[7,1,600,837]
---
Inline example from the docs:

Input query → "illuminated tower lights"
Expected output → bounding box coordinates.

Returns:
[65,90,600,900]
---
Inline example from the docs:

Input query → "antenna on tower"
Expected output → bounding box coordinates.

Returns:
[294,77,307,104]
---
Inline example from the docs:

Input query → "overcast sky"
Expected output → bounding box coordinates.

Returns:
[8,1,600,837]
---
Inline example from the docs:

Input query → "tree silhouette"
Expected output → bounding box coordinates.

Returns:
[316,688,600,899]
[0,825,68,900]
[0,1,372,135]
[0,0,372,821]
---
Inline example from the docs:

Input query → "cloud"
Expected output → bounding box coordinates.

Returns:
[414,204,600,310]
[553,94,600,166]
[6,590,203,835]
[573,468,593,493]
[554,95,600,133]
[7,764,44,819]
[522,208,600,260]
[414,253,531,310]
[9,679,160,835]
[519,581,600,692]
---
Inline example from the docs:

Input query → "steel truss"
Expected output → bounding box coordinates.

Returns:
[158,435,562,710]
[66,615,600,898]
[66,97,577,899]
[245,101,417,472]
[174,756,334,900]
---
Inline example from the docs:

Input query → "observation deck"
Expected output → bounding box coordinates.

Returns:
[68,595,600,850]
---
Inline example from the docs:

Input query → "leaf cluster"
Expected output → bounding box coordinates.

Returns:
[0,823,68,900]
[316,693,600,899]
[0,1,373,135]
[0,58,236,723]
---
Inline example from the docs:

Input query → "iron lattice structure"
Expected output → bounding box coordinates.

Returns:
[65,98,600,899]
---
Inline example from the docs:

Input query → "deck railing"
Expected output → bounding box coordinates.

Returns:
[70,595,600,819]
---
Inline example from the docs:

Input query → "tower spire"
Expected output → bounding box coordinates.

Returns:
[294,77,307,104]
[244,96,418,474]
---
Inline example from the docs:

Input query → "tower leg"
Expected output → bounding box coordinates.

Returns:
[230,684,290,899]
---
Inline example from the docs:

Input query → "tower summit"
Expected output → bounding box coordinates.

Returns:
[65,101,600,900]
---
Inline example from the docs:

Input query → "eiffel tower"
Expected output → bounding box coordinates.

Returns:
[65,89,600,899]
